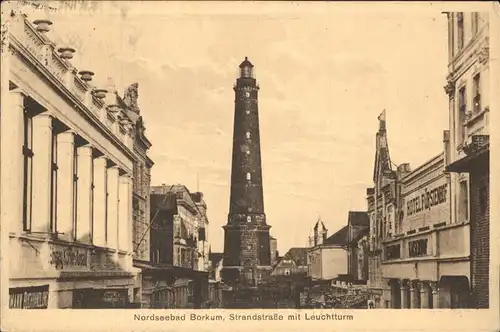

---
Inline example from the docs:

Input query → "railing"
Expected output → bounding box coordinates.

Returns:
[9,15,133,150]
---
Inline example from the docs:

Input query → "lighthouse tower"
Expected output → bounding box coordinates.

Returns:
[221,57,272,286]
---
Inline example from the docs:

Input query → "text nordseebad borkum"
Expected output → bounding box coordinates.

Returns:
[134,312,354,322]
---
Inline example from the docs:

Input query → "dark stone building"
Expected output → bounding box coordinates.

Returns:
[222,58,272,286]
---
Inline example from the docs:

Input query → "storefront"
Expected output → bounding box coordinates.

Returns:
[9,237,138,309]
[136,260,209,309]
[73,288,130,309]
[381,153,471,308]
[9,285,50,309]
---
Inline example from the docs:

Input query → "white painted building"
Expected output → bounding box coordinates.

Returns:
[2,13,139,308]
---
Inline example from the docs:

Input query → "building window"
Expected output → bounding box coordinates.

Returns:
[73,144,78,240]
[246,173,251,181]
[246,150,250,155]
[22,110,34,232]
[458,86,467,143]
[457,12,464,51]
[246,110,250,115]
[459,180,469,222]
[247,216,251,223]
[50,129,58,233]
[246,132,251,139]
[473,73,481,113]
[471,12,479,35]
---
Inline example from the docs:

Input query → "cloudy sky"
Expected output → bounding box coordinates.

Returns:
[16,1,452,253]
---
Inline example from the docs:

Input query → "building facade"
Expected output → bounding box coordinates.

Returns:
[271,248,308,277]
[3,14,138,308]
[118,82,155,307]
[443,11,490,309]
[382,148,470,309]
[367,111,472,308]
[346,212,369,281]
[308,225,349,281]
[137,184,209,309]
[222,57,272,286]
[366,111,397,308]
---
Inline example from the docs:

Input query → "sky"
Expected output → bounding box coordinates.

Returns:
[14,1,451,254]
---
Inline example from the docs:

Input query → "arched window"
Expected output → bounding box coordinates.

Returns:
[246,216,251,223]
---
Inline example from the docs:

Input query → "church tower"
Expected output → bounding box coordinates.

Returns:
[222,57,271,286]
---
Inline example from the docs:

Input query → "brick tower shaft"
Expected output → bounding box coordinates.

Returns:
[222,57,272,286]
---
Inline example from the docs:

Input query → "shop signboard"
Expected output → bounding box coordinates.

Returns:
[9,285,49,309]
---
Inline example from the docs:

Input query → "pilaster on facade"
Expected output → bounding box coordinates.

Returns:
[31,113,53,235]
[76,144,94,244]
[56,130,76,242]
[106,165,120,251]
[1,90,25,235]
[93,156,108,248]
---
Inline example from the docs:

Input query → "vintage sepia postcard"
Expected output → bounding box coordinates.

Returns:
[0,1,499,331]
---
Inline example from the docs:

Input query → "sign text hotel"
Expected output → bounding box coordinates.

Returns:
[406,183,448,217]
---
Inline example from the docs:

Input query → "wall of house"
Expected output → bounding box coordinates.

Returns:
[470,170,489,308]
[307,248,322,280]
[321,247,348,280]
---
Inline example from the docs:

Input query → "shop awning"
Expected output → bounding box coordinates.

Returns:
[446,136,489,173]
[446,147,489,173]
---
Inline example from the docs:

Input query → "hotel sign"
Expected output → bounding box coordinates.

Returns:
[406,183,447,217]
[402,176,450,229]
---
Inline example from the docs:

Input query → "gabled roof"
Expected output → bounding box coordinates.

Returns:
[279,247,308,266]
[323,225,348,246]
[348,211,369,227]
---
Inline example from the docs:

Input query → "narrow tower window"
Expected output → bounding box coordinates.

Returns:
[246,173,251,181]
[246,132,251,139]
